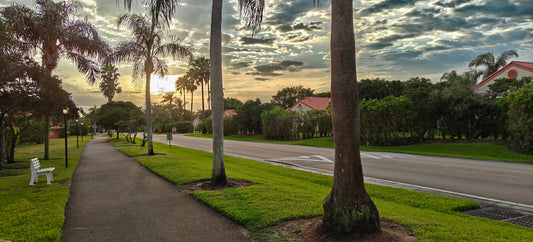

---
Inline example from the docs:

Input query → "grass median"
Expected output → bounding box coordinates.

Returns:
[0,136,91,241]
[186,133,533,163]
[112,138,533,241]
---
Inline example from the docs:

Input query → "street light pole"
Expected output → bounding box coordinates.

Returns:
[62,108,69,168]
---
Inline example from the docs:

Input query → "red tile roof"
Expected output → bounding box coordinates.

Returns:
[475,61,533,90]
[289,97,331,111]
[223,109,237,118]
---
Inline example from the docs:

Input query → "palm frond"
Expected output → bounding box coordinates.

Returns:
[239,0,265,33]
[157,38,193,61]
[148,0,179,28]
[153,57,168,77]
[65,51,100,84]
[468,52,494,68]
[496,49,518,68]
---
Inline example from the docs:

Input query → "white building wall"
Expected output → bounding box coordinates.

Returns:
[477,66,533,93]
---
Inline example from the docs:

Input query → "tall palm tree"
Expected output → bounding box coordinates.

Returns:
[160,92,175,106]
[209,0,265,186]
[321,0,380,234]
[2,0,108,160]
[115,13,191,155]
[99,64,122,103]
[184,71,197,121]
[175,74,189,116]
[468,50,519,81]
[190,57,210,118]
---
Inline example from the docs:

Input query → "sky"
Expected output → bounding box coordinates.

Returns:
[1,0,532,113]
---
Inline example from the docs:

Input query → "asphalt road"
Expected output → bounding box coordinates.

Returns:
[153,134,533,207]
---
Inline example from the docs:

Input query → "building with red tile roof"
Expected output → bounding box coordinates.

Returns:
[475,61,533,92]
[287,97,331,112]
[223,109,238,118]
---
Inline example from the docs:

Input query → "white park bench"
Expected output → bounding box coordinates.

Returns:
[29,158,55,185]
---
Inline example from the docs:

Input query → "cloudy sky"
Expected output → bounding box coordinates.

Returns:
[2,0,532,112]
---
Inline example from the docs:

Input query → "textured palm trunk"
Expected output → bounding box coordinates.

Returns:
[201,81,205,119]
[145,61,154,156]
[210,0,227,186]
[322,0,380,234]
[190,91,194,121]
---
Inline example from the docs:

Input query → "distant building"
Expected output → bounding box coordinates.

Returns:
[475,61,533,92]
[49,126,60,139]
[223,109,238,118]
[287,97,331,112]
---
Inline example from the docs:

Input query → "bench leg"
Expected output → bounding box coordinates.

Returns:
[29,174,36,186]
[45,172,53,185]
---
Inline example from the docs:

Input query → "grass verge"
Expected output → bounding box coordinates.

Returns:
[186,133,533,163]
[0,136,91,241]
[111,139,532,241]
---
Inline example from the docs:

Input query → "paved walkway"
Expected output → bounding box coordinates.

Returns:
[61,136,249,241]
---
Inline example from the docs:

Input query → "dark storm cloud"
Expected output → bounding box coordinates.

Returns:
[453,0,533,20]
[247,60,306,76]
[255,77,269,81]
[432,0,472,8]
[266,0,329,32]
[240,36,276,45]
[229,61,252,70]
[285,33,311,43]
[364,33,417,50]
[356,0,417,17]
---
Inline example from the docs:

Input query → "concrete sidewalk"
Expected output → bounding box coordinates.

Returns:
[61,136,249,241]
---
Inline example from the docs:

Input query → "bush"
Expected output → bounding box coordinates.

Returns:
[163,121,192,133]
[507,83,533,151]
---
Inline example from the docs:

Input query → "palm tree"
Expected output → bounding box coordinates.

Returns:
[160,92,175,106]
[321,0,380,234]
[2,0,108,160]
[209,0,265,186]
[184,71,197,121]
[115,13,191,155]
[468,50,519,81]
[190,57,210,119]
[99,64,122,103]
[175,74,189,116]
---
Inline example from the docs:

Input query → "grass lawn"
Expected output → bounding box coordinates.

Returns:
[0,136,90,241]
[186,133,533,163]
[112,139,533,241]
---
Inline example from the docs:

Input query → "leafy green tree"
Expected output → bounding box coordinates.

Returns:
[96,101,142,139]
[507,83,533,151]
[322,0,380,234]
[271,85,315,109]
[234,99,272,135]
[2,0,108,159]
[488,77,532,98]
[359,78,404,100]
[99,64,122,103]
[224,97,243,110]
[469,50,519,81]
[115,13,191,155]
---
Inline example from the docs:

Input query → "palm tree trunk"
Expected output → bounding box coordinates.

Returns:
[201,80,205,119]
[322,0,380,234]
[190,91,194,121]
[210,0,227,186]
[207,81,211,110]
[146,73,154,155]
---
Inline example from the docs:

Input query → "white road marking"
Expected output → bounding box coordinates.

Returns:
[275,155,333,163]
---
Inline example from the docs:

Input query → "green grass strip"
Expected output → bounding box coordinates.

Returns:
[186,134,533,163]
[113,139,533,241]
[0,136,91,241]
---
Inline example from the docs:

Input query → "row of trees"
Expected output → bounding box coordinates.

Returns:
[1,0,97,165]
